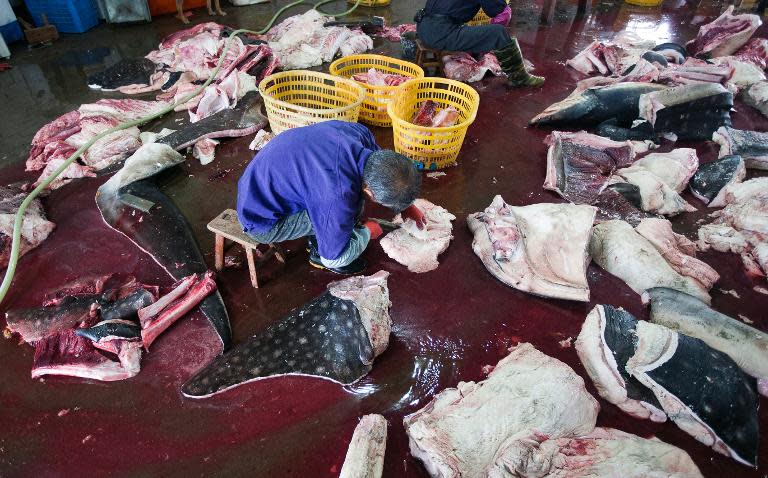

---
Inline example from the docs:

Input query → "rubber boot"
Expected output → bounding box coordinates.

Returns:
[307,236,367,275]
[494,39,545,88]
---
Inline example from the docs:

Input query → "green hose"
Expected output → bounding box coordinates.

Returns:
[0,0,363,305]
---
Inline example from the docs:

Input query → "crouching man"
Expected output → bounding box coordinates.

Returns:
[237,121,425,275]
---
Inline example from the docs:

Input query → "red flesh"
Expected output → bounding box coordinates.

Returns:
[141,272,217,349]
[411,100,438,126]
[138,274,198,326]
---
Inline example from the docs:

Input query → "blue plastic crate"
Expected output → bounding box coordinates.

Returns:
[0,20,23,44]
[24,0,100,33]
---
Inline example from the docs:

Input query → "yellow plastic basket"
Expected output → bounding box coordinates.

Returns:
[330,55,425,127]
[387,78,480,170]
[467,0,510,26]
[624,0,662,6]
[258,70,366,135]
[348,0,390,5]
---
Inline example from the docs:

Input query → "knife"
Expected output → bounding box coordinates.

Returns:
[367,218,400,233]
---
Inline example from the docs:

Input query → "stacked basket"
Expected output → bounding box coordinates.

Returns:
[330,54,425,127]
[467,0,510,26]
[263,60,479,170]
[387,78,480,170]
[347,0,390,5]
[259,71,366,135]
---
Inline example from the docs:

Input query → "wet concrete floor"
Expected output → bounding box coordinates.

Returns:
[0,0,767,476]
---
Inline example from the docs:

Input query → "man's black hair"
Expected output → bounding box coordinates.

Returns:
[363,150,422,212]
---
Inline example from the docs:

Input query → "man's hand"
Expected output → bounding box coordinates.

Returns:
[490,6,512,26]
[363,220,384,240]
[402,204,427,230]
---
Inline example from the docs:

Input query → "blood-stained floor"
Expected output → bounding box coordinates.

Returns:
[0,0,766,476]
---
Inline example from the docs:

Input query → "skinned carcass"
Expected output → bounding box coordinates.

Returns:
[0,185,56,269]
[543,131,636,204]
[266,10,372,69]
[494,427,702,478]
[32,329,142,381]
[339,414,388,478]
[686,6,762,57]
[744,80,768,118]
[635,218,719,290]
[697,177,768,277]
[380,199,455,273]
[735,38,768,69]
[590,220,713,302]
[467,196,596,302]
[609,149,699,216]
[404,343,599,478]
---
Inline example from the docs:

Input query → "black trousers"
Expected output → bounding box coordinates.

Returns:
[416,15,511,54]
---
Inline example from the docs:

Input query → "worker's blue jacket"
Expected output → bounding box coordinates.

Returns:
[423,0,506,23]
[236,121,378,261]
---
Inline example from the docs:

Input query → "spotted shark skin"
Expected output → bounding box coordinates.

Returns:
[182,272,391,398]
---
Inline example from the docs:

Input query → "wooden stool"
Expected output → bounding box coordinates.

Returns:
[415,39,444,75]
[207,209,286,289]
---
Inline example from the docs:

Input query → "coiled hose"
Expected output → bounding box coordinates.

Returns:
[0,0,363,305]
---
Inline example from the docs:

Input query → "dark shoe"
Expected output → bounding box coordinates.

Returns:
[306,236,367,275]
[494,39,545,88]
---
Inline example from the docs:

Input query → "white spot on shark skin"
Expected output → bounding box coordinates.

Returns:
[718,288,741,299]
[298,337,308,345]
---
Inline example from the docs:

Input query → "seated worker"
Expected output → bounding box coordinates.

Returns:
[415,0,544,87]
[237,121,425,275]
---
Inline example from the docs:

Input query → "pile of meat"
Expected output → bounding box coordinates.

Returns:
[544,131,699,221]
[352,68,409,87]
[0,185,55,268]
[698,177,768,277]
[567,8,766,95]
[143,24,277,123]
[264,10,372,70]
[373,23,416,42]
[109,23,280,101]
[26,99,171,189]
[380,199,455,273]
[404,342,703,477]
[4,272,216,381]
[442,53,505,83]
[410,101,460,128]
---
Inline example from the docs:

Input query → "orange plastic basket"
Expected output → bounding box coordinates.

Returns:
[258,70,366,135]
[387,78,480,170]
[330,55,424,127]
[467,0,510,26]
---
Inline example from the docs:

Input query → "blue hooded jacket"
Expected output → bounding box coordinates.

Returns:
[236,121,379,260]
